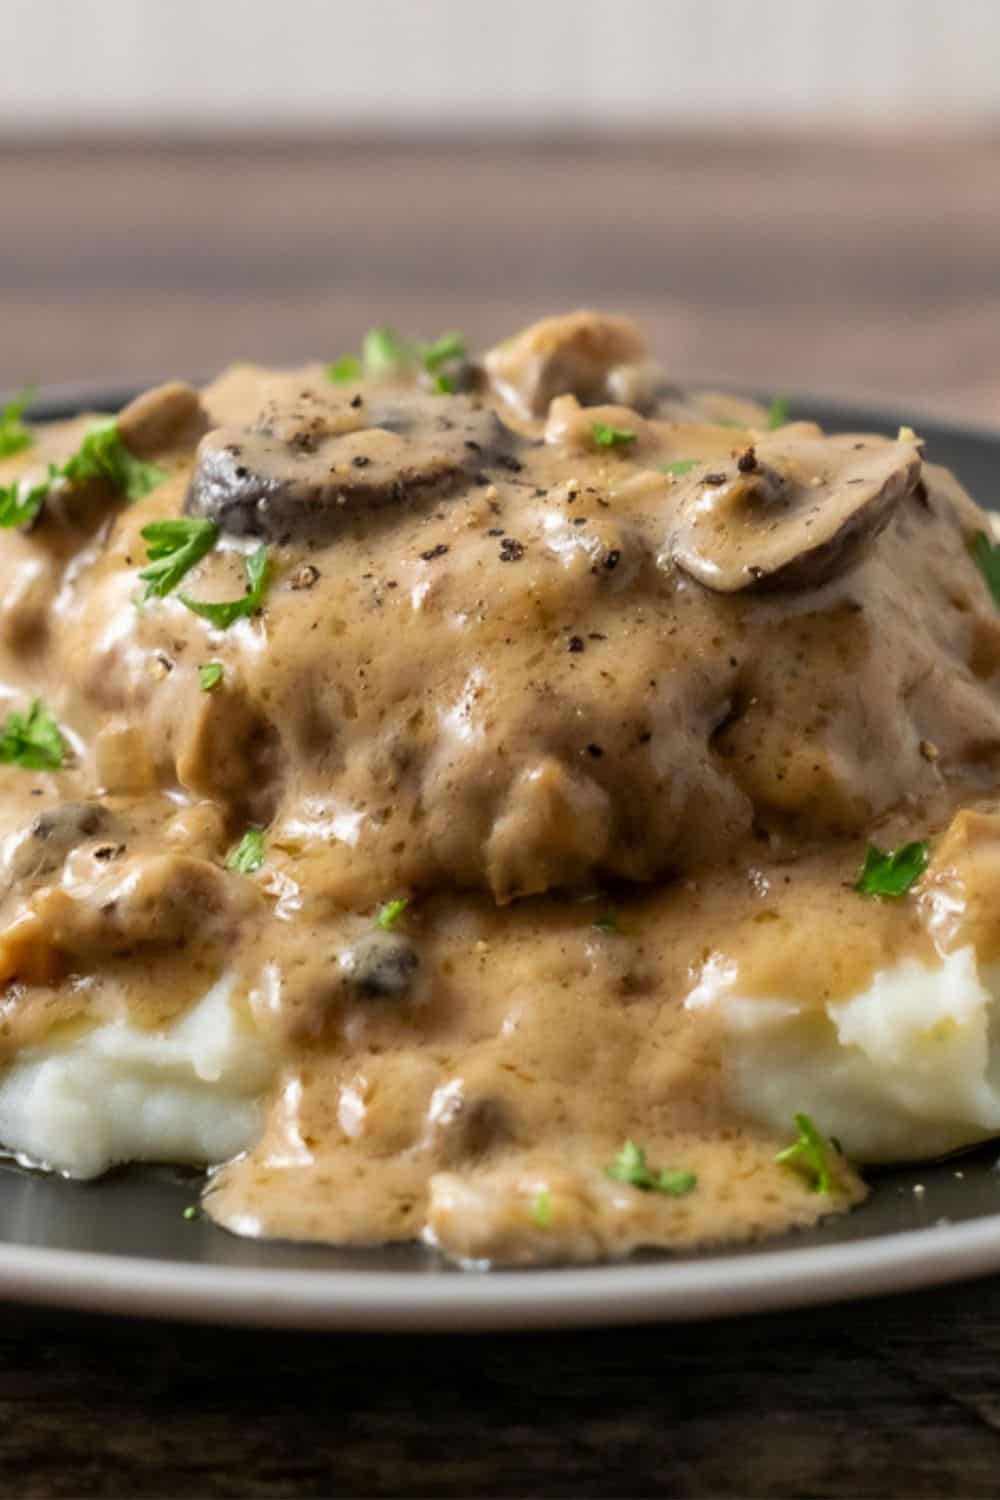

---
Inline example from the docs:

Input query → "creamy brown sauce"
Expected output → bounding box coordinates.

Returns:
[1,310,1000,1264]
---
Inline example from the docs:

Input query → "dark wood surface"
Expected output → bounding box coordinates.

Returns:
[2,134,1000,1499]
[7,1278,1000,1499]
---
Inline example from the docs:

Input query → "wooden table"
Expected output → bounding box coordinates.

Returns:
[6,1277,1000,1498]
[1,132,999,427]
[1,134,1000,1499]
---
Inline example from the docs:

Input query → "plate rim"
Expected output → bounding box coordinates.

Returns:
[11,378,1000,449]
[3,386,1000,1329]
[6,1212,1000,1329]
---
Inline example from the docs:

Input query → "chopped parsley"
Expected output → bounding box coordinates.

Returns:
[775,1112,835,1193]
[0,473,52,529]
[60,418,166,501]
[375,896,409,930]
[605,1140,697,1197]
[363,327,410,378]
[226,827,266,874]
[971,531,1000,608]
[332,328,467,390]
[326,354,362,384]
[182,1205,200,1221]
[593,908,619,933]
[198,661,224,692]
[530,1189,553,1229]
[0,699,66,770]
[0,385,36,458]
[180,544,270,629]
[766,396,790,430]
[659,458,700,476]
[854,840,928,898]
[420,331,466,372]
[138,517,219,600]
[0,417,165,531]
[592,422,637,449]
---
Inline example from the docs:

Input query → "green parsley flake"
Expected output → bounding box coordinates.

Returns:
[363,327,410,378]
[327,354,362,384]
[61,418,166,501]
[198,661,224,692]
[180,545,270,629]
[775,1112,835,1194]
[659,458,700,476]
[530,1189,553,1229]
[339,328,466,388]
[592,422,637,449]
[0,385,36,458]
[971,531,1000,608]
[139,517,219,601]
[0,699,66,770]
[226,827,266,874]
[766,396,790,430]
[605,1140,697,1197]
[420,331,466,373]
[0,473,52,529]
[0,418,165,531]
[182,1205,199,1221]
[854,840,928,899]
[375,896,409,930]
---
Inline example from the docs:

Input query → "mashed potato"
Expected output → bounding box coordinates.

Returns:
[689,946,1000,1163]
[0,973,274,1178]
[7,942,999,1193]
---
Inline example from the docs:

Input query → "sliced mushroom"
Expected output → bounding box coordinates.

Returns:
[4,800,117,884]
[116,382,209,459]
[666,433,922,593]
[338,930,420,1001]
[484,310,647,419]
[428,1089,516,1164]
[185,387,522,541]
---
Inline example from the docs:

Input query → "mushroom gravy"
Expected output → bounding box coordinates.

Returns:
[1,309,1000,1264]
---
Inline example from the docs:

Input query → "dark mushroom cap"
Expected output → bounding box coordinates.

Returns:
[185,387,522,543]
[667,432,923,593]
[338,930,420,1001]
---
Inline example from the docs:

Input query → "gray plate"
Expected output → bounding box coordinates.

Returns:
[2,387,1000,1330]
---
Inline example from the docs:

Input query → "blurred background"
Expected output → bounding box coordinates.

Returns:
[1,0,998,422]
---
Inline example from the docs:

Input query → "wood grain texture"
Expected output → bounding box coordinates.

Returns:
[1,134,998,426]
[5,1278,1000,1499]
[1,135,1000,1499]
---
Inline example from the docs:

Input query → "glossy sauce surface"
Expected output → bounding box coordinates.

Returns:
[2,311,999,1263]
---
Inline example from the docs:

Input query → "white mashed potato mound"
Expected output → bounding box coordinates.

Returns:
[0,973,275,1178]
[690,946,1000,1162]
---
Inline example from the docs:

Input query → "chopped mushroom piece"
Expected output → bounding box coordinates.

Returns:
[3,801,116,884]
[116,382,209,459]
[667,433,923,593]
[338,930,421,1001]
[484,309,647,418]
